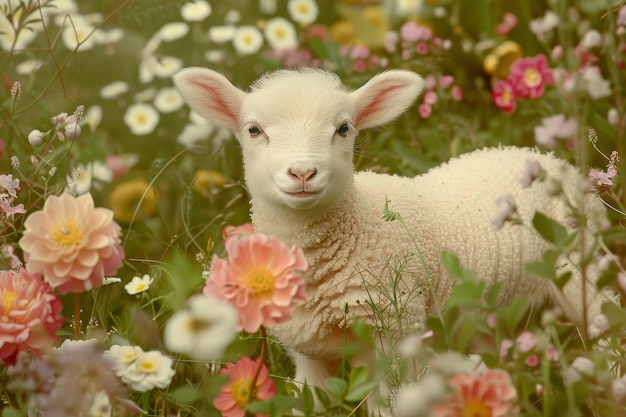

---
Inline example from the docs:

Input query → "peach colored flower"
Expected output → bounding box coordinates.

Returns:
[213,356,276,417]
[222,223,255,242]
[0,269,63,365]
[431,369,519,417]
[204,232,307,333]
[19,193,125,294]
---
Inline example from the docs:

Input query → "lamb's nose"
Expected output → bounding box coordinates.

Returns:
[288,168,317,182]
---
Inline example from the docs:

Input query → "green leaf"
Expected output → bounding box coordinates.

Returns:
[524,249,560,280]
[2,408,20,417]
[301,383,315,416]
[315,386,332,409]
[170,385,199,404]
[442,251,474,281]
[246,396,299,417]
[348,366,369,388]
[450,314,478,352]
[532,211,570,247]
[446,280,486,309]
[498,296,529,332]
[324,377,348,399]
[345,381,379,403]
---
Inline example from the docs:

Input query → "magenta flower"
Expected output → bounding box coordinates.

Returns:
[204,231,307,333]
[19,193,125,294]
[492,80,517,114]
[0,269,63,365]
[496,12,518,35]
[508,55,554,99]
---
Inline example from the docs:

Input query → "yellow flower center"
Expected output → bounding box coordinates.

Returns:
[274,28,286,40]
[2,291,17,316]
[52,221,83,247]
[137,358,158,373]
[297,4,309,15]
[463,399,492,417]
[137,114,147,125]
[122,350,140,362]
[243,34,253,46]
[231,377,254,408]
[245,267,275,296]
[524,69,541,86]
[186,317,210,333]
[134,283,146,292]
[501,88,511,103]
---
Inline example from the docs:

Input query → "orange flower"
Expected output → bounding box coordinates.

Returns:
[204,230,307,333]
[213,356,276,417]
[19,193,125,294]
[431,369,519,417]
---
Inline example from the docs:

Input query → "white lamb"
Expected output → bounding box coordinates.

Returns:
[173,67,614,409]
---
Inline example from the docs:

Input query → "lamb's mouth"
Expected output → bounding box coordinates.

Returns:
[285,191,320,198]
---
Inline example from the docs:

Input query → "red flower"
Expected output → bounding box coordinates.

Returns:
[0,269,63,365]
[508,55,554,99]
[431,369,519,417]
[213,356,277,417]
[492,80,517,114]
[204,231,307,333]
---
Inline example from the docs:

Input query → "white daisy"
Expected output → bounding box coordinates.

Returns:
[153,56,183,78]
[204,50,225,63]
[124,103,159,135]
[0,5,40,51]
[122,350,176,392]
[259,0,278,14]
[164,294,239,361]
[181,0,212,22]
[208,25,236,44]
[232,25,263,55]
[16,59,42,75]
[100,81,129,99]
[65,163,93,196]
[264,17,298,51]
[156,22,189,41]
[87,390,112,417]
[124,274,154,295]
[104,344,144,375]
[96,27,124,44]
[61,18,99,51]
[82,105,103,131]
[287,0,318,25]
[154,87,184,113]
[395,0,422,16]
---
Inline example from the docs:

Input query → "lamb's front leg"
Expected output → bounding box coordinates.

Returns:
[290,351,341,411]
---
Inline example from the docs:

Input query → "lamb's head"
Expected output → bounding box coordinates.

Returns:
[173,67,424,214]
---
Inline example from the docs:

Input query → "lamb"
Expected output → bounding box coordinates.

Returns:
[173,67,615,410]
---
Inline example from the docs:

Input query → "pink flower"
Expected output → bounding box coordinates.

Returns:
[492,80,517,114]
[222,223,256,242]
[19,193,125,294]
[0,269,63,365]
[525,354,539,367]
[418,103,432,118]
[508,55,554,99]
[589,165,618,188]
[496,13,518,35]
[515,331,537,353]
[451,85,463,101]
[400,21,432,42]
[204,232,307,333]
[213,356,277,417]
[534,114,578,149]
[431,369,519,417]
[423,90,438,105]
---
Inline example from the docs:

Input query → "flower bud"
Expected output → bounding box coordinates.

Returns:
[28,129,45,147]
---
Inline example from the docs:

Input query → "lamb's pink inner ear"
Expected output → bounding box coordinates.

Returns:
[190,80,240,128]
[355,83,406,128]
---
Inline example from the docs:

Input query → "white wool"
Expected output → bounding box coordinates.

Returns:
[173,67,615,409]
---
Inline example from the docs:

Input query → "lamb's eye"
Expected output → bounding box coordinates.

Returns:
[248,125,262,137]
[336,123,350,137]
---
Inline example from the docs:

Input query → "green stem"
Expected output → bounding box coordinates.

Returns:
[74,292,81,339]
[248,327,268,404]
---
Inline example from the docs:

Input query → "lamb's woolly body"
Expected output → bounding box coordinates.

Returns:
[259,146,607,360]
[173,67,614,413]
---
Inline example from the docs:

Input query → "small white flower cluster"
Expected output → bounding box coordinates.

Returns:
[104,345,176,392]
[28,105,85,147]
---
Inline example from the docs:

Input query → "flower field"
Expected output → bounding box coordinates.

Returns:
[1,0,626,416]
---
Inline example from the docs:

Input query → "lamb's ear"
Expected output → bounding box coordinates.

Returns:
[172,67,246,130]
[351,70,424,130]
